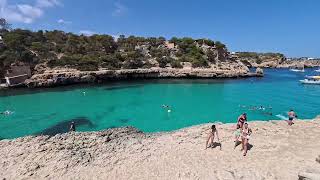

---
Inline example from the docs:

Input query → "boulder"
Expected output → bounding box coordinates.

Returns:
[256,68,264,75]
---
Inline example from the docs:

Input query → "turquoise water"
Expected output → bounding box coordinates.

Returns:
[1,68,320,139]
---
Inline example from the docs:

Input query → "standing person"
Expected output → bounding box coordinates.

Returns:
[241,123,252,156]
[234,124,241,149]
[237,113,247,128]
[205,125,221,149]
[287,109,297,126]
[69,121,76,132]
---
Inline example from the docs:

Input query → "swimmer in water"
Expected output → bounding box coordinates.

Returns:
[1,110,13,115]
[258,106,265,111]
[162,105,170,108]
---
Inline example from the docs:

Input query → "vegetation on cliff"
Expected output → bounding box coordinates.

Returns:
[235,52,285,65]
[0,19,229,77]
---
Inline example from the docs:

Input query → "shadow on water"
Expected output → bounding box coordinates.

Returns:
[36,117,94,136]
[95,106,116,121]
[103,84,144,91]
[0,84,97,97]
[0,78,249,97]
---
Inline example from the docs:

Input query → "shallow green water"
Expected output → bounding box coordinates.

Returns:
[1,68,320,139]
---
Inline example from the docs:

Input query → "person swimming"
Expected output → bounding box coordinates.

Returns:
[1,110,13,116]
[162,105,172,112]
[162,104,170,108]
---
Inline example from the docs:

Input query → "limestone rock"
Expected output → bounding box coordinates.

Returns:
[24,64,261,88]
[256,68,264,75]
[80,75,96,83]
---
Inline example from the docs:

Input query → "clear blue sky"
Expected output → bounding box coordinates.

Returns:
[2,0,320,57]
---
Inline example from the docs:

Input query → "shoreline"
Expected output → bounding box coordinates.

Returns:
[24,67,262,88]
[2,64,319,90]
[0,116,317,141]
[1,118,320,179]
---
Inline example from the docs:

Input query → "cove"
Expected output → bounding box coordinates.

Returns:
[0,68,320,139]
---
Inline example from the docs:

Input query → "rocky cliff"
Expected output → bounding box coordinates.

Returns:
[25,62,261,88]
[233,52,320,68]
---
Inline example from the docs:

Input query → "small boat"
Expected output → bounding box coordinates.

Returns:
[300,76,320,84]
[290,68,305,72]
[315,69,320,72]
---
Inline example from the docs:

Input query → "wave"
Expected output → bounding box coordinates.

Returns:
[276,114,287,120]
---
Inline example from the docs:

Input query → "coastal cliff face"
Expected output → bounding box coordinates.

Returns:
[234,52,320,68]
[1,118,320,179]
[25,63,259,88]
[0,30,266,88]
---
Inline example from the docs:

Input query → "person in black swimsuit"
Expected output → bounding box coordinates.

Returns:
[69,121,76,132]
[237,113,247,128]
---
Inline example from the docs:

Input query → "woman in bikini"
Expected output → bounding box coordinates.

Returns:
[205,125,220,149]
[287,109,297,126]
[237,113,247,128]
[241,122,252,156]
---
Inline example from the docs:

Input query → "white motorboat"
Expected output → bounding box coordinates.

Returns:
[290,68,305,72]
[315,69,320,72]
[300,76,320,84]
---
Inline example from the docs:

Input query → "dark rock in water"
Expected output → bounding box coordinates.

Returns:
[0,136,4,140]
[36,117,94,136]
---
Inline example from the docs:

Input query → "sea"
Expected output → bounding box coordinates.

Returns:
[1,68,320,139]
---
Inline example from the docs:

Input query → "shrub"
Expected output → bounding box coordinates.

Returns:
[157,57,170,68]
[171,60,183,68]
[256,58,262,64]
[191,57,208,68]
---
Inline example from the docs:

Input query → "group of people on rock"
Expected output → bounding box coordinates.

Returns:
[205,110,298,156]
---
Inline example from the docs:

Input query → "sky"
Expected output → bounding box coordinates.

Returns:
[1,0,320,57]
